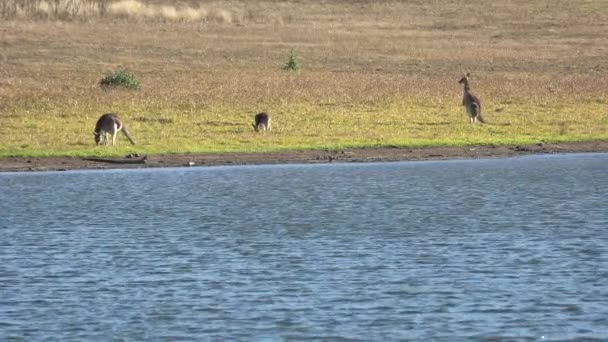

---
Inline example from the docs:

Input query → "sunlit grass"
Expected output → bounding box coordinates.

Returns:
[1,96,605,158]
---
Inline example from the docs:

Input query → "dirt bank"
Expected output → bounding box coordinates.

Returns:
[1,141,607,173]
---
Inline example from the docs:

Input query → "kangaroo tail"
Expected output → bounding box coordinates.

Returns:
[122,127,136,145]
[477,114,487,124]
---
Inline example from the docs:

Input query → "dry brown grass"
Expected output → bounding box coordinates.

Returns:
[1,0,607,156]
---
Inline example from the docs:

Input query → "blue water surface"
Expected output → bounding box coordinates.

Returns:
[1,153,607,340]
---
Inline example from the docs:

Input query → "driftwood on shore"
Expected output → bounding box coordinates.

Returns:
[82,157,147,164]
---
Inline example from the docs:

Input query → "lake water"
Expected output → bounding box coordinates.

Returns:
[1,153,607,340]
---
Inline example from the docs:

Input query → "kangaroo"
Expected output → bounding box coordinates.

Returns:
[252,112,271,132]
[93,113,136,146]
[458,73,486,124]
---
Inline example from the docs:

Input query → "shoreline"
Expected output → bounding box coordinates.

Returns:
[1,141,607,173]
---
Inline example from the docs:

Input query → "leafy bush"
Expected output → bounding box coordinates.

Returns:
[99,69,140,90]
[283,48,300,72]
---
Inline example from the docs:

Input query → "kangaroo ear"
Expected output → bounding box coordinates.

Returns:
[466,72,471,77]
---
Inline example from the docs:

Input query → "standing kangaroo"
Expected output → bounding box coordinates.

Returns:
[93,113,136,146]
[252,112,271,132]
[458,73,486,124]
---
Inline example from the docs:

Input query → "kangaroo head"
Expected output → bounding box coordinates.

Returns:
[93,131,102,145]
[252,123,259,132]
[458,72,471,85]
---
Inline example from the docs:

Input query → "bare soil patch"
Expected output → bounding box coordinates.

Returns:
[1,141,606,173]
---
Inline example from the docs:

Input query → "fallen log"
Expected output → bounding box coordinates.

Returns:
[82,157,147,164]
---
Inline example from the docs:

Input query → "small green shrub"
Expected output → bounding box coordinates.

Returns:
[283,48,300,72]
[99,69,140,90]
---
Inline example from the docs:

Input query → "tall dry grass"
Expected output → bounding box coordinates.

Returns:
[1,0,106,19]
[0,0,238,23]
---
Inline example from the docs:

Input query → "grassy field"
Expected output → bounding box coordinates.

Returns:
[1,0,607,157]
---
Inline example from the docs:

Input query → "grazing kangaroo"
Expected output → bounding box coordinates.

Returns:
[252,112,271,132]
[93,113,136,146]
[458,73,486,124]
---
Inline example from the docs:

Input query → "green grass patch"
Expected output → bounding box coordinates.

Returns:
[0,97,606,158]
[99,69,140,90]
